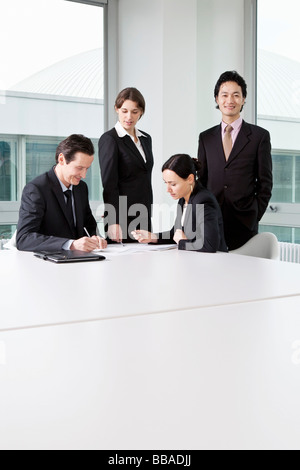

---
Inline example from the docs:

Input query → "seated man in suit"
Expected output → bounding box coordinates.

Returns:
[17,134,107,253]
[198,71,273,250]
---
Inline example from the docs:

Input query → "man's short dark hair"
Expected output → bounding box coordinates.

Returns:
[214,71,247,110]
[55,134,95,164]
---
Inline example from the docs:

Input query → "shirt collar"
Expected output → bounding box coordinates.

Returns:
[54,166,73,193]
[221,116,243,134]
[115,120,147,139]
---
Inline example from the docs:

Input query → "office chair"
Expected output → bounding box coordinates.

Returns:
[230,232,280,260]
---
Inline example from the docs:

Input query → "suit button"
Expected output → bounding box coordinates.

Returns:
[224,185,228,189]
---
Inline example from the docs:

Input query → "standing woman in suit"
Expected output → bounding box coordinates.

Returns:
[98,88,154,243]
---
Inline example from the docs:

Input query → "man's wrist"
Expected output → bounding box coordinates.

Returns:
[62,239,74,250]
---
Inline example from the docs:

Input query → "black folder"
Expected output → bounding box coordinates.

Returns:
[34,250,106,264]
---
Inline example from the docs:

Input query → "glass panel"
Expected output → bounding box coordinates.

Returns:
[260,225,300,244]
[0,139,18,201]
[0,1,104,139]
[0,0,104,227]
[257,0,300,124]
[258,0,300,205]
[26,136,102,201]
[294,229,300,244]
[26,138,61,184]
[260,225,293,243]
[271,154,293,203]
[295,157,300,203]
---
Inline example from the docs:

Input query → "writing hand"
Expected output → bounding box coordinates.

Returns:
[71,236,104,252]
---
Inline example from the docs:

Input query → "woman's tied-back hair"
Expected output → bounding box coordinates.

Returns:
[162,154,201,181]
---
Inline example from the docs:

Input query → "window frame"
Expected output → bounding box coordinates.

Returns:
[255,0,300,237]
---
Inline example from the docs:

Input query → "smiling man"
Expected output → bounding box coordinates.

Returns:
[17,134,107,253]
[198,71,273,250]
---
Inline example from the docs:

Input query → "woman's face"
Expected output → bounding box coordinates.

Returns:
[116,100,143,134]
[163,169,194,201]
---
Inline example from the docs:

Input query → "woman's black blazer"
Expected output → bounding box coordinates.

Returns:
[157,182,228,253]
[98,128,154,239]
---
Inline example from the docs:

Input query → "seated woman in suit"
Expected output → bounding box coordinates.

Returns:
[98,88,154,243]
[132,154,228,253]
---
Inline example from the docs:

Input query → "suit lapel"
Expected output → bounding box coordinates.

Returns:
[211,125,226,164]
[48,168,76,233]
[140,135,153,169]
[123,135,147,168]
[175,199,193,232]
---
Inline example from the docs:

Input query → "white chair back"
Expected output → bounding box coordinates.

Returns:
[230,232,280,260]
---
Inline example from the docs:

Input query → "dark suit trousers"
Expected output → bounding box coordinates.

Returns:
[221,200,258,250]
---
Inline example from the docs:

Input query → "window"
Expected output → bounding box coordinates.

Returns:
[257,0,300,242]
[0,139,18,202]
[0,0,104,240]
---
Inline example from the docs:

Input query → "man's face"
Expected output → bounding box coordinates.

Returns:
[216,81,245,121]
[57,152,94,187]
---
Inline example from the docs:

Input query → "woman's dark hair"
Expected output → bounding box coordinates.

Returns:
[162,154,201,181]
[115,87,146,116]
[214,71,247,111]
[55,134,95,164]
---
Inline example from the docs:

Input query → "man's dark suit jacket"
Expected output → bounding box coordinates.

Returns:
[198,120,273,250]
[98,128,154,242]
[16,168,97,252]
[157,182,228,253]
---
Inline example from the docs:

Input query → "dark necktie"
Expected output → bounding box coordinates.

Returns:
[64,189,76,236]
[223,125,233,161]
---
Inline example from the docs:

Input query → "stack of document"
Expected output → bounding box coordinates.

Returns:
[94,243,176,257]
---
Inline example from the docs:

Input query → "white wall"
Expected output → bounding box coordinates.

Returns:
[197,0,245,131]
[117,0,246,229]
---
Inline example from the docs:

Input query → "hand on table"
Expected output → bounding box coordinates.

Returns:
[173,230,187,245]
[131,230,158,244]
[108,224,123,243]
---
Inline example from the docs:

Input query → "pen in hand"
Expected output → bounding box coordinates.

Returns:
[84,227,91,238]
[84,227,101,250]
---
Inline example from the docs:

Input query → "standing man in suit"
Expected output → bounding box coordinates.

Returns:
[198,71,273,250]
[17,134,107,253]
[99,88,154,243]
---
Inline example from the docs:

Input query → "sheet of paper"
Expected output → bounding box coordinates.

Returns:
[94,243,177,257]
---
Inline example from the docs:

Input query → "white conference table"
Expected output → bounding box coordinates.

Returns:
[1,246,300,450]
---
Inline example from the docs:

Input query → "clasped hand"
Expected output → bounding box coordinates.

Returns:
[132,229,187,245]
